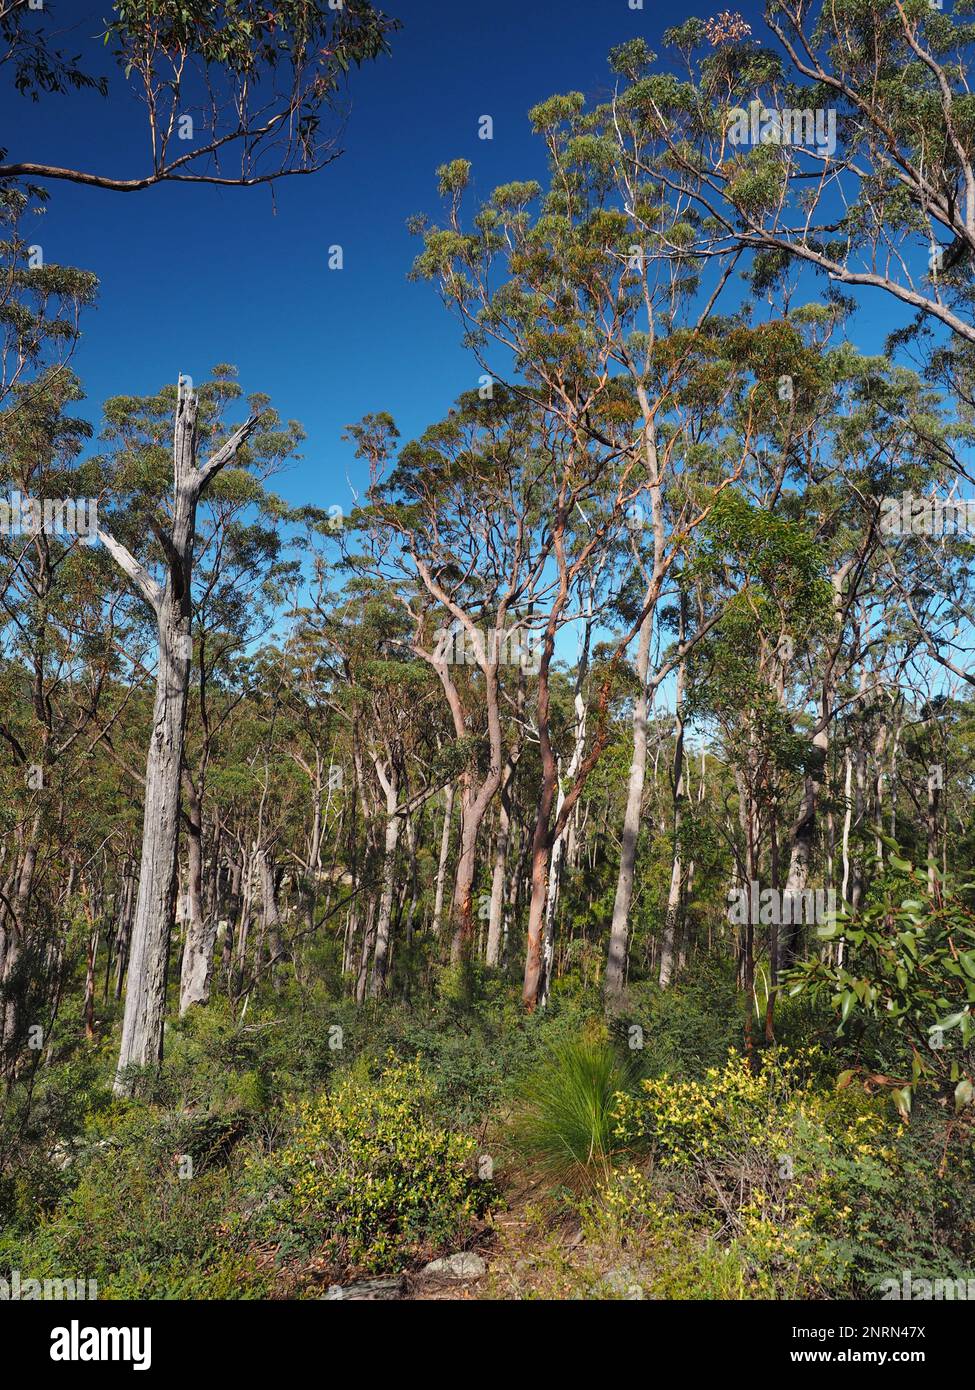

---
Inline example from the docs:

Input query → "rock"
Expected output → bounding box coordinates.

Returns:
[322,1276,405,1300]
[422,1252,487,1280]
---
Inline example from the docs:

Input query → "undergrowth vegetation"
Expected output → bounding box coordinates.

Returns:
[1,951,972,1300]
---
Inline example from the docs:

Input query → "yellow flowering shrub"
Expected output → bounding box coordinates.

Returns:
[610,1048,896,1296]
[269,1058,490,1273]
[613,1046,888,1164]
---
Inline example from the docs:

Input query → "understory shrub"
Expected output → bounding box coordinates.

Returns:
[4,1122,270,1299]
[603,1045,968,1295]
[252,1057,491,1275]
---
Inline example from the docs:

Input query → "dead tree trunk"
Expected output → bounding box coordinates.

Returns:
[103,386,260,1094]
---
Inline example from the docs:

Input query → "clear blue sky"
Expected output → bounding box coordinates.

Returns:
[4,0,896,514]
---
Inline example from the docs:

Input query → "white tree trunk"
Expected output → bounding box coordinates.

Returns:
[109,388,260,1093]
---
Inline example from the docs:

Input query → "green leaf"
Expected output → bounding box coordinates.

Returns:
[954,1078,973,1112]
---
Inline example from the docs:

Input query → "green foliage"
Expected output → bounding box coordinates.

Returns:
[2,1106,271,1299]
[610,1047,898,1295]
[508,1030,638,1190]
[611,961,743,1079]
[254,1058,490,1274]
[789,848,975,1116]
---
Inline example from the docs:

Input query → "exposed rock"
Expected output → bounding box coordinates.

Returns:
[422,1252,487,1280]
[591,1265,652,1300]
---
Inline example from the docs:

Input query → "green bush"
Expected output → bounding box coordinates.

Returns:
[610,959,742,1079]
[607,1043,975,1297]
[253,1057,491,1274]
[611,1046,896,1295]
[788,851,975,1119]
[5,1120,271,1299]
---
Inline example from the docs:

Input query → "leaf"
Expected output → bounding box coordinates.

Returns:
[954,1078,974,1112]
[836,1069,855,1090]
[889,855,913,872]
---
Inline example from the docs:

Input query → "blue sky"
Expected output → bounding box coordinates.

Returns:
[3,0,900,514]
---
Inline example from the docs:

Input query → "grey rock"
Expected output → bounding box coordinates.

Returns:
[591,1265,651,1300]
[422,1252,488,1280]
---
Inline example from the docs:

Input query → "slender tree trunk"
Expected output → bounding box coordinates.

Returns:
[178,774,218,1014]
[113,592,191,1088]
[485,794,510,969]
[604,602,653,1005]
[927,764,941,896]
[659,598,688,989]
[369,773,401,998]
[431,783,454,938]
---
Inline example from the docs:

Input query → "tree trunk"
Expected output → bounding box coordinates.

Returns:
[604,602,653,1005]
[178,774,218,1014]
[109,388,259,1094]
[369,775,401,998]
[659,599,688,989]
[431,783,454,937]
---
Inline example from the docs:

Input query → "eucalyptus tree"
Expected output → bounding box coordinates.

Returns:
[177,387,299,1014]
[300,576,453,999]
[1,0,397,192]
[409,76,774,1007]
[630,5,975,347]
[97,370,300,1091]
[345,391,565,976]
[685,488,834,1026]
[0,369,112,1068]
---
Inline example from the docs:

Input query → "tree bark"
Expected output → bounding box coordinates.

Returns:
[604,602,653,1005]
[178,772,218,1014]
[108,388,259,1093]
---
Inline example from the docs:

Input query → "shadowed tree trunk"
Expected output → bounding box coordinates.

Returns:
[659,605,688,990]
[431,782,454,938]
[604,600,653,1006]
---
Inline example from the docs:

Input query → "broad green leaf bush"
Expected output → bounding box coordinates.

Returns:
[788,848,975,1118]
[251,1057,491,1274]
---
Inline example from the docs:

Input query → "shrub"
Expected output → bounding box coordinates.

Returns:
[257,1057,490,1274]
[611,1047,896,1295]
[788,850,975,1119]
[609,959,742,1079]
[5,1125,271,1299]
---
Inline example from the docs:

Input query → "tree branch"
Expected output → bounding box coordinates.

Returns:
[97,527,163,614]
